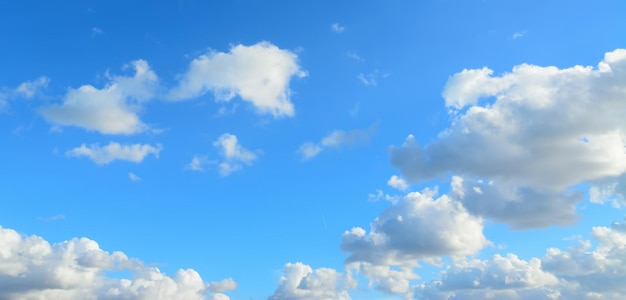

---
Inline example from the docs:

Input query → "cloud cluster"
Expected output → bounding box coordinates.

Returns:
[168,42,306,118]
[299,127,374,160]
[0,226,235,300]
[66,142,162,165]
[340,185,488,296]
[40,60,158,135]
[269,262,352,300]
[390,49,626,228]
[416,218,626,299]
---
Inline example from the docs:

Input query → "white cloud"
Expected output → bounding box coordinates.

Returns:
[92,27,103,37]
[331,23,345,33]
[512,30,527,39]
[341,186,488,267]
[299,127,374,160]
[298,142,323,160]
[0,76,49,112]
[39,60,158,135]
[269,262,352,300]
[387,175,409,191]
[417,218,626,299]
[129,172,142,182]
[391,49,626,227]
[167,42,306,118]
[66,142,162,165]
[186,155,214,172]
[186,133,256,176]
[0,225,235,300]
[16,76,50,98]
[340,186,488,298]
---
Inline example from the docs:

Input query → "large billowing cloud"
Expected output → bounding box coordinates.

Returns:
[0,226,235,300]
[340,185,488,297]
[66,142,162,165]
[269,262,353,300]
[39,60,158,134]
[167,42,306,118]
[416,218,626,299]
[390,49,626,228]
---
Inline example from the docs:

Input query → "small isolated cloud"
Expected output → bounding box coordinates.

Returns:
[391,48,626,228]
[213,134,257,176]
[15,77,50,98]
[39,60,158,135]
[298,142,323,160]
[299,126,375,160]
[357,70,387,86]
[0,225,235,300]
[331,23,345,33]
[269,262,353,300]
[66,142,162,165]
[512,30,527,39]
[186,155,214,172]
[188,134,257,176]
[167,42,306,118]
[37,214,65,222]
[0,76,49,111]
[91,27,103,37]
[346,52,363,62]
[387,175,409,191]
[128,172,141,182]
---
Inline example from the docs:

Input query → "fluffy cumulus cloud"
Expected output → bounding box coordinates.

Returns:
[269,262,352,300]
[299,127,374,160]
[0,226,235,300]
[340,185,488,297]
[39,60,158,134]
[167,42,306,118]
[416,218,626,299]
[188,134,257,176]
[66,142,162,165]
[390,49,626,228]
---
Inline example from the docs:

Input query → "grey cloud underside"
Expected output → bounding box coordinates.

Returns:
[390,49,626,228]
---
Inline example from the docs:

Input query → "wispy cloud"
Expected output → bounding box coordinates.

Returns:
[128,172,142,182]
[331,23,345,33]
[91,27,103,37]
[66,142,162,165]
[299,126,375,160]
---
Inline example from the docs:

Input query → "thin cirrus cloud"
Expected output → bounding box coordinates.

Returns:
[187,133,258,176]
[299,126,375,160]
[390,49,626,228]
[65,142,162,165]
[167,41,307,118]
[0,225,236,300]
[39,60,158,135]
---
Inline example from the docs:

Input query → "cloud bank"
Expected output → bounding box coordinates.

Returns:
[0,226,234,300]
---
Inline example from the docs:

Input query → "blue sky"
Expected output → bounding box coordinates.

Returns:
[1,0,626,299]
